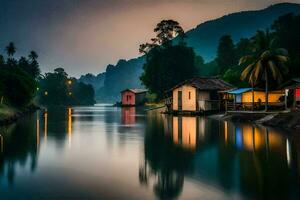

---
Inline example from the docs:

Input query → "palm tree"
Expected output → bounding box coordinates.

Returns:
[5,42,16,58]
[239,30,288,111]
[28,51,38,61]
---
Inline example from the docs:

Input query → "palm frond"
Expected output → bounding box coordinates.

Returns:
[239,55,255,65]
[253,60,263,83]
[241,63,255,81]
[260,50,271,60]
[268,60,283,84]
[275,48,289,56]
[275,55,289,63]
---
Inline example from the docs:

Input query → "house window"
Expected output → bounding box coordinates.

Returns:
[189,92,191,100]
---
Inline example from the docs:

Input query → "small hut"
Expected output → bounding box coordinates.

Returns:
[168,77,233,113]
[222,88,285,110]
[121,89,147,106]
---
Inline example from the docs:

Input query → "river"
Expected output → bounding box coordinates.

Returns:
[0,104,299,199]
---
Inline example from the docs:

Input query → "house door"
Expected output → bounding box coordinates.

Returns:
[178,91,182,111]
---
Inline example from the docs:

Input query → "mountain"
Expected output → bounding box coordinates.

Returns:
[79,72,105,91]
[82,3,300,103]
[79,57,145,102]
[185,3,300,60]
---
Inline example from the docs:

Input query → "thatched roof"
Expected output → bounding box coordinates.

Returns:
[169,77,234,91]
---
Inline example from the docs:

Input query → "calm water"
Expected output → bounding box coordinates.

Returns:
[0,105,300,200]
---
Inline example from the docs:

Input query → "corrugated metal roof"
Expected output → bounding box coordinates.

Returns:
[226,88,252,94]
[170,77,234,91]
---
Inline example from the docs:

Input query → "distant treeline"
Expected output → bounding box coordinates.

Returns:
[0,43,95,108]
[38,68,95,106]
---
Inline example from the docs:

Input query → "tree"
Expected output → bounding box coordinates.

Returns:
[5,42,16,58]
[18,55,41,79]
[139,19,184,54]
[0,67,36,107]
[28,51,38,62]
[239,30,289,111]
[140,44,197,99]
[153,20,184,45]
[0,55,4,66]
[271,13,300,77]
[139,20,198,99]
[38,68,95,106]
[216,35,237,74]
[235,38,252,60]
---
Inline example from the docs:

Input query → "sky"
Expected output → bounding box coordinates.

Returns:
[1,0,300,77]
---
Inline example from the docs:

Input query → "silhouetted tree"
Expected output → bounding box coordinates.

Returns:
[216,35,237,74]
[139,19,184,54]
[5,42,16,58]
[139,20,197,99]
[28,51,38,61]
[271,13,300,77]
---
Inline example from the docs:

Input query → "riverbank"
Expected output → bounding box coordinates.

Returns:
[211,110,300,130]
[0,104,39,126]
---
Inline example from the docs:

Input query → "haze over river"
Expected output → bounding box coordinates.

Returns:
[0,105,299,199]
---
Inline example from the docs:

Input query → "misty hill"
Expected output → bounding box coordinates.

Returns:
[81,3,300,103]
[79,72,105,91]
[185,2,300,60]
[80,57,145,102]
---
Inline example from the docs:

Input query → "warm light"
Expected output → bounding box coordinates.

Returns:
[36,114,40,149]
[68,80,72,85]
[44,112,48,141]
[44,91,48,96]
[286,139,291,168]
[68,108,72,148]
[224,121,228,144]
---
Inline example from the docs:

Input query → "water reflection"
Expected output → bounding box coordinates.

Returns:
[141,115,300,199]
[0,107,74,186]
[0,118,38,185]
[0,106,299,199]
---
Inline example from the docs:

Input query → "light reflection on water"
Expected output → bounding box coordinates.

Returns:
[0,105,299,199]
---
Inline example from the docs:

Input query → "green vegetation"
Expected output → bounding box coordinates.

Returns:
[0,42,38,108]
[139,12,300,101]
[38,68,95,106]
[140,20,198,99]
[218,13,300,87]
[0,42,95,124]
[239,30,289,110]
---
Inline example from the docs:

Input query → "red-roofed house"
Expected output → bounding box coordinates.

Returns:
[121,89,147,106]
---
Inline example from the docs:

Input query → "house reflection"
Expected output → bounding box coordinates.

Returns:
[121,107,136,124]
[164,116,220,151]
[220,121,287,154]
[141,114,300,199]
[139,113,195,200]
[172,117,197,150]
